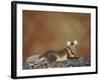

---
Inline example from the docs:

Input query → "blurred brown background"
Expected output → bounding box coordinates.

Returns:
[23,10,91,62]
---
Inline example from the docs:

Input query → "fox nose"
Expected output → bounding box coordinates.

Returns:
[71,51,74,55]
[72,52,74,55]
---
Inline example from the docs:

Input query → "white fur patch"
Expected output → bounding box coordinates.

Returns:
[26,55,40,63]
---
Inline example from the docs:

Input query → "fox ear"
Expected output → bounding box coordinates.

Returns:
[74,40,78,45]
[67,41,71,46]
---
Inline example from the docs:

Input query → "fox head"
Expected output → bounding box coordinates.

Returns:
[66,40,78,57]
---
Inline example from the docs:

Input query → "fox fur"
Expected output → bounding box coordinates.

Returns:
[26,40,78,63]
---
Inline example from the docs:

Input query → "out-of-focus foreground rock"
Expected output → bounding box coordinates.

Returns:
[23,57,90,69]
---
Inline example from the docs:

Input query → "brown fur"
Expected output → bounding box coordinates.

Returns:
[39,41,78,62]
[39,48,73,62]
[26,41,78,62]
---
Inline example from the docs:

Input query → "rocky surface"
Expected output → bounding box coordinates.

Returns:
[23,58,91,69]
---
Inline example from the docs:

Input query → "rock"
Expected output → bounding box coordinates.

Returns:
[23,58,91,69]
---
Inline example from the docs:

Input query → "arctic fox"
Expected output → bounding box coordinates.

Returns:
[26,40,78,63]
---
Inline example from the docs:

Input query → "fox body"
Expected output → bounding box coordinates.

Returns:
[26,40,78,62]
[39,40,78,62]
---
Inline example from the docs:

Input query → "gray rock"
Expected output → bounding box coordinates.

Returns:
[23,58,91,69]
